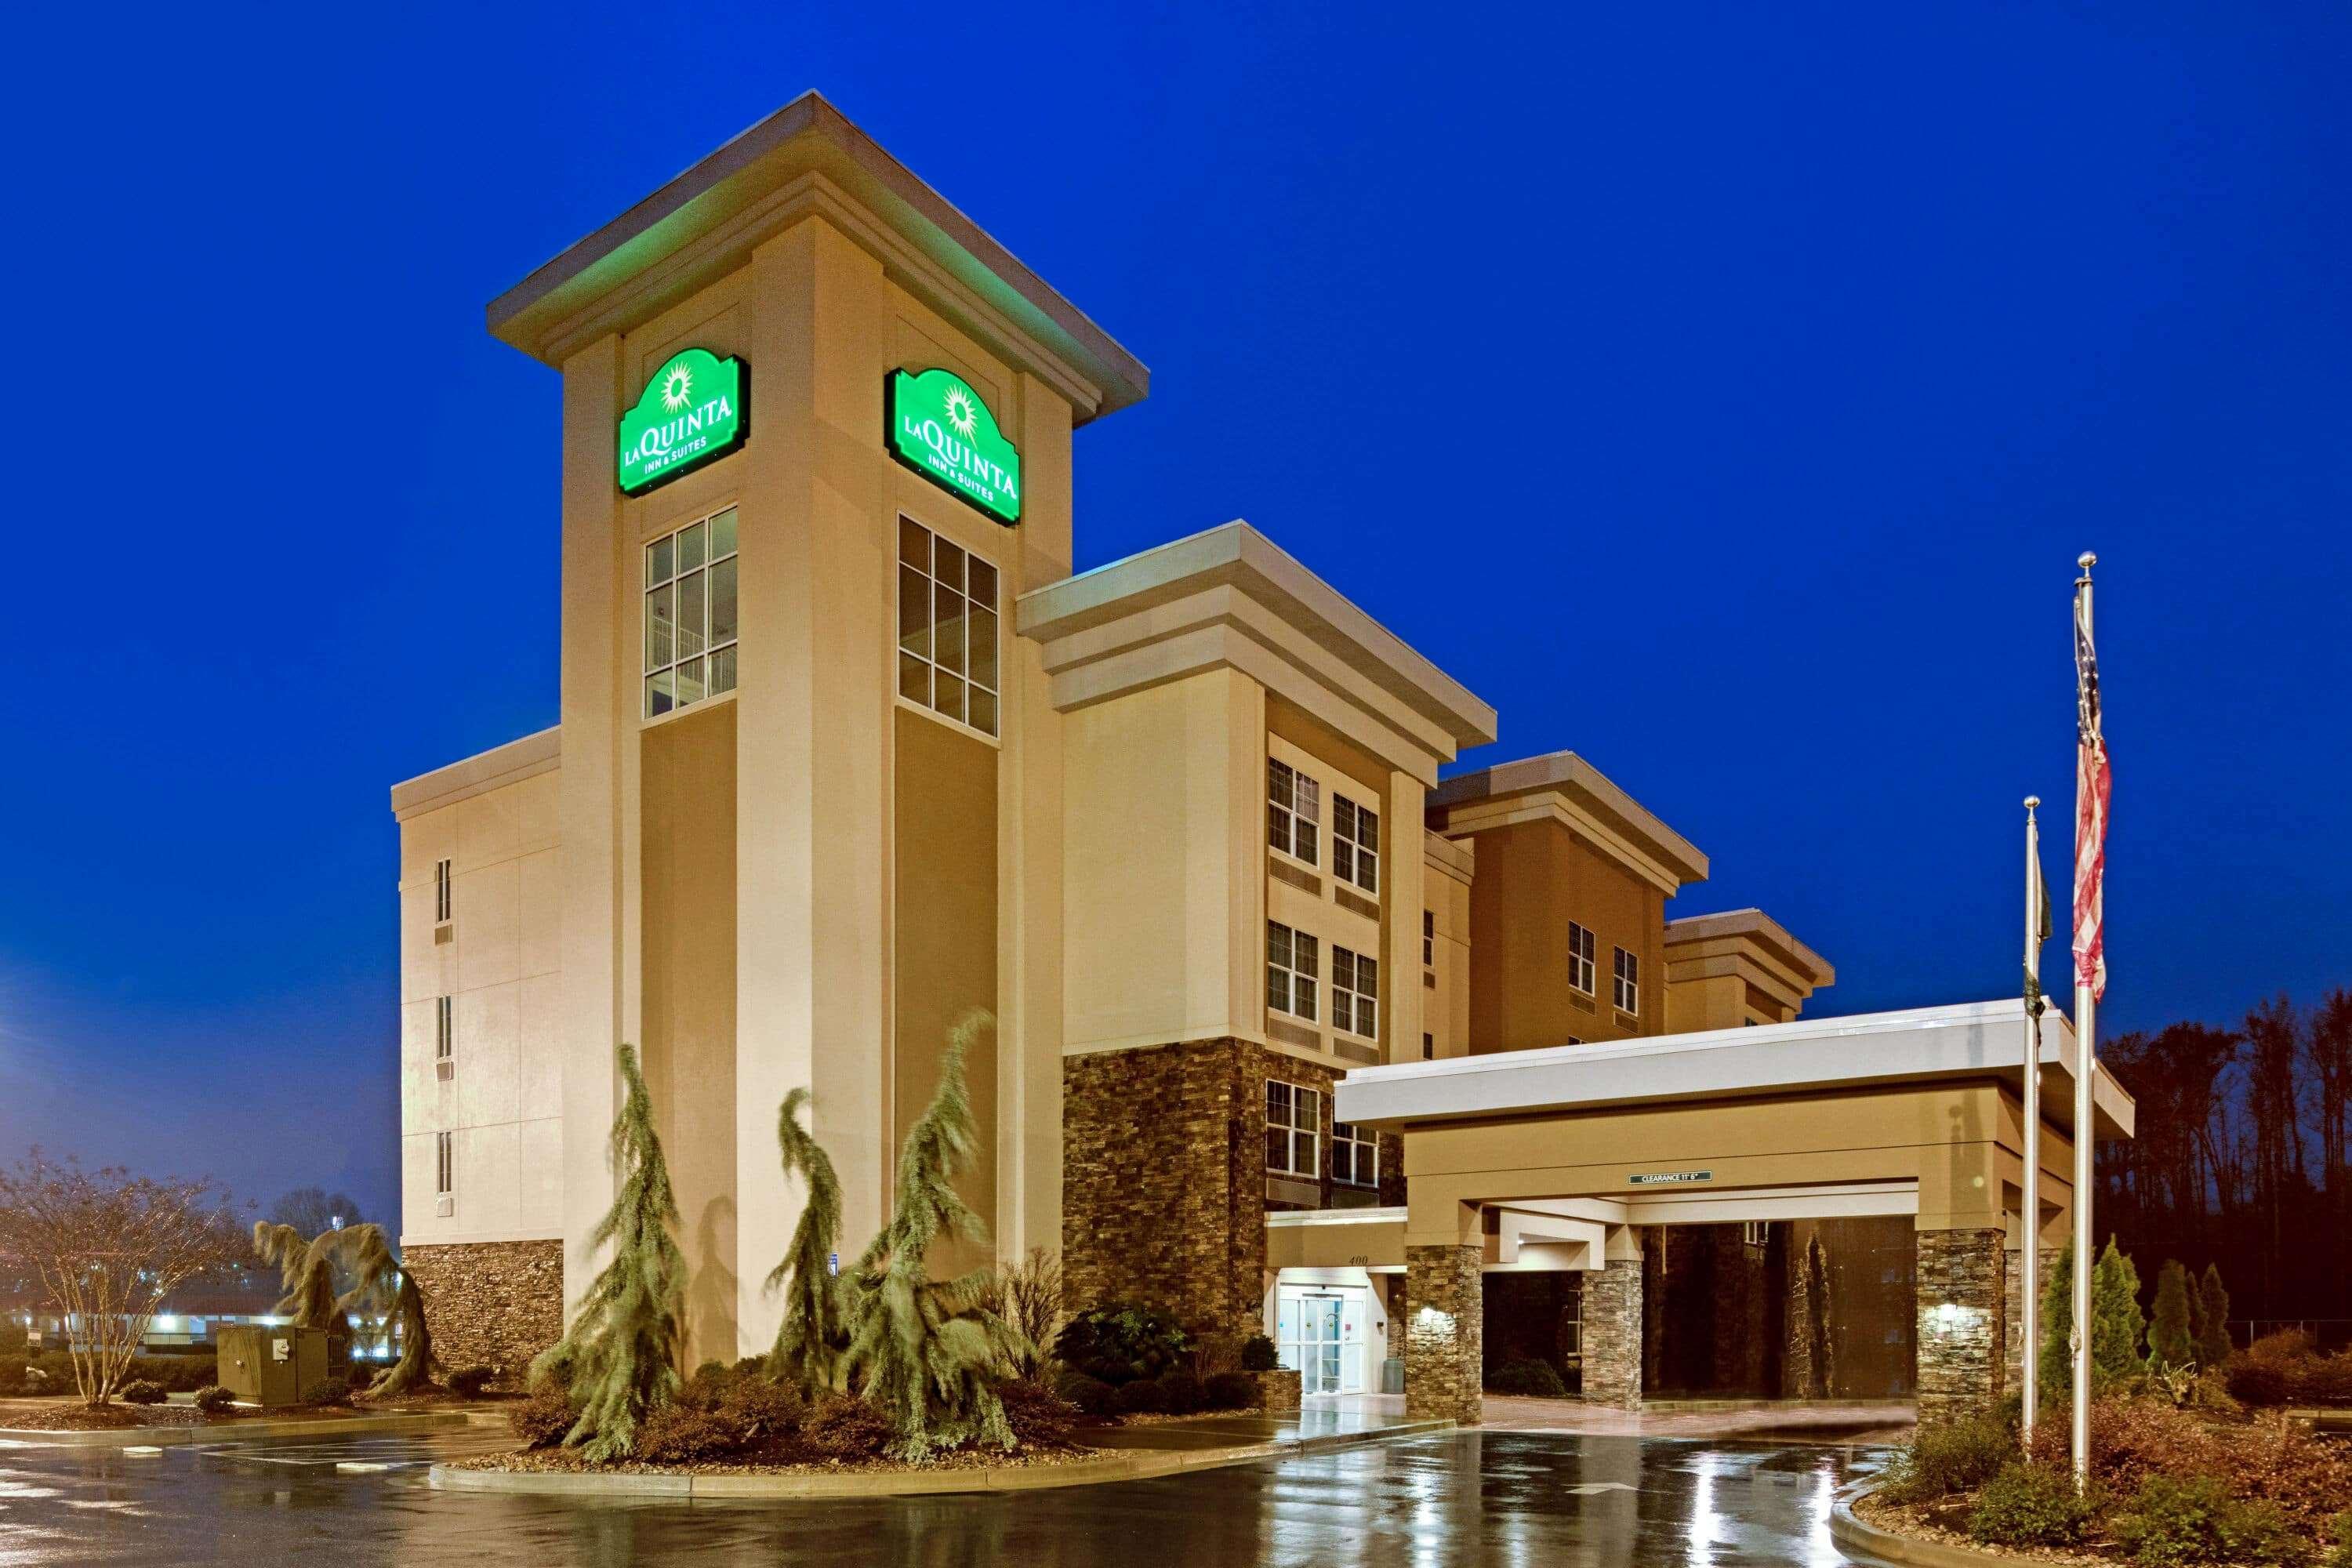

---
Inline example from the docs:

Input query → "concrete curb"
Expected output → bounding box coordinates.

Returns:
[426,1419,1454,1500]
[0,1411,478,1450]
[1828,1482,2009,1568]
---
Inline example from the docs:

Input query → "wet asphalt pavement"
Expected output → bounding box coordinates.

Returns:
[0,1427,1893,1566]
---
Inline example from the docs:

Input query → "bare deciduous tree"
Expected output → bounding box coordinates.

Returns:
[0,1152,246,1405]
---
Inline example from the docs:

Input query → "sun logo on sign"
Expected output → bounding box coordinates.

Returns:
[943,384,980,439]
[660,364,694,412]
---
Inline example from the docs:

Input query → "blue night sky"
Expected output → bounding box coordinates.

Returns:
[2,4,2347,1224]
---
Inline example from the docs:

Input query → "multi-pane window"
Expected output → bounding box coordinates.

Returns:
[1743,1219,1770,1250]
[434,858,452,924]
[1333,1120,1378,1188]
[435,996,454,1080]
[1567,922,1596,995]
[1613,946,1639,1014]
[1422,909,1435,966]
[1267,759,1321,864]
[1332,797,1379,894]
[434,1131,454,1196]
[1267,921,1319,1022]
[644,507,739,719]
[1331,946,1378,1038]
[1265,1080,1320,1177]
[898,517,1000,738]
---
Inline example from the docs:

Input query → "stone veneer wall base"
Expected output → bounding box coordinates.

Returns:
[1581,1257,1643,1408]
[1915,1228,2007,1424]
[400,1239,564,1384]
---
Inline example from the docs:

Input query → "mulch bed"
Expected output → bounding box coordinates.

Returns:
[1856,1490,2120,1565]
[0,1394,504,1431]
[450,1407,1272,1477]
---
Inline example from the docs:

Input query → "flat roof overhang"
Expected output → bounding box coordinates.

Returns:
[1334,998,2133,1142]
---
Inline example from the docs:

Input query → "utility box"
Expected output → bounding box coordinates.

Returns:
[216,1325,329,1408]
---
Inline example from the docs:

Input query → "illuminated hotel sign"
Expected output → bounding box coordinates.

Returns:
[886,368,1021,525]
[618,349,746,494]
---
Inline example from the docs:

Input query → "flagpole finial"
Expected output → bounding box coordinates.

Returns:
[2077,551,2097,575]
[2025,794,2040,811]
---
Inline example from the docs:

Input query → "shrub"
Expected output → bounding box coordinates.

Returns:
[2231,1358,2296,1408]
[2230,1333,2352,1409]
[1052,1302,1192,1387]
[1056,1373,1117,1418]
[1486,1358,1568,1398]
[1240,1334,1279,1373]
[1158,1372,1206,1414]
[803,1395,894,1459]
[993,1378,1080,1449]
[633,1403,746,1464]
[193,1385,235,1414]
[2026,1396,2225,1494]
[1203,1371,1257,1411]
[2212,1413,2352,1532]
[508,1388,575,1448]
[2323,1512,2352,1568]
[1882,1414,2013,1503]
[119,1379,167,1406]
[307,1377,352,1407]
[0,1359,24,1396]
[1110,1378,1167,1416]
[2114,1475,2316,1568]
[1968,1463,2096,1548]
[447,1365,495,1399]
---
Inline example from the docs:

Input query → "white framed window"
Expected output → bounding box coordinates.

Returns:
[1267,758,1321,865]
[1331,796,1379,895]
[1267,921,1319,1022]
[434,1131,454,1196]
[1613,946,1639,1015]
[1422,909,1434,966]
[1265,1080,1320,1177]
[1333,1120,1377,1188]
[434,996,454,1080]
[1743,1219,1770,1250]
[897,517,1000,738]
[644,506,739,720]
[1331,946,1378,1039]
[434,859,452,924]
[1567,922,1595,995]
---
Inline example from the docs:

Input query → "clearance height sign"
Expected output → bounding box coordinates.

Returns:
[887,368,1021,525]
[617,349,747,495]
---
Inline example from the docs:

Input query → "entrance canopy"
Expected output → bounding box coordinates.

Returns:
[1331,999,2132,1254]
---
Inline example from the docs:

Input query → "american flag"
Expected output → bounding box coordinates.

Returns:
[2072,569,2111,1001]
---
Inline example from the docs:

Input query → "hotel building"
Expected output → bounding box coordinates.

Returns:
[391,94,2130,1421]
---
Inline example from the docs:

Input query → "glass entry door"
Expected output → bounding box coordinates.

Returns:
[1277,1287,1365,1396]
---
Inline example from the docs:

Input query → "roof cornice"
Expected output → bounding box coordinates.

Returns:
[1015,521,1497,787]
[486,92,1148,424]
[1428,750,1708,894]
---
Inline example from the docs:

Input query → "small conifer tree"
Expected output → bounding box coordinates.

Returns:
[336,1224,433,1396]
[2038,1240,2074,1410]
[839,1010,1029,1460]
[2195,1264,2234,1367]
[766,1086,847,1396]
[2091,1237,2145,1384]
[529,1043,686,1461]
[2148,1259,2195,1369]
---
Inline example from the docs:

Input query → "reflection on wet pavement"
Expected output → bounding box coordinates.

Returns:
[0,1426,1896,1566]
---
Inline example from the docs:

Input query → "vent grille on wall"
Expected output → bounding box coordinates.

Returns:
[1266,1017,1322,1053]
[1269,860,1322,897]
[435,1060,455,1083]
[1333,887,1379,922]
[434,924,453,946]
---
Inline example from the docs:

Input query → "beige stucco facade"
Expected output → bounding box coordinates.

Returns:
[388,95,2116,1416]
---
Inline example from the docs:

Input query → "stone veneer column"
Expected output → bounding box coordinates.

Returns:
[1916,1228,2008,1423]
[399,1240,564,1382]
[1404,1244,1483,1425]
[1580,1258,1643,1408]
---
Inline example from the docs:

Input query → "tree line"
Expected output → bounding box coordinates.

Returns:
[2098,988,2352,1332]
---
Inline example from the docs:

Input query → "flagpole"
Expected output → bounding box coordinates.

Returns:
[2022,796,2044,1448]
[2071,552,2099,1492]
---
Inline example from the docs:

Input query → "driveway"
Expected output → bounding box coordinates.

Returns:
[0,1425,1894,1566]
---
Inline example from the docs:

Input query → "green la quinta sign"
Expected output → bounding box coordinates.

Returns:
[617,349,746,494]
[887,368,1021,525]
